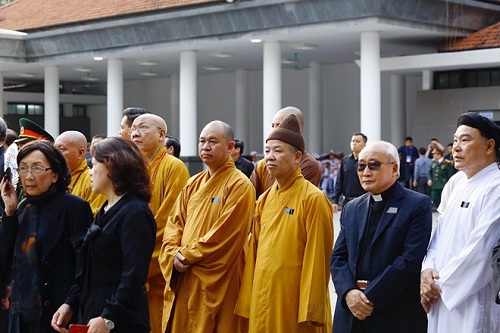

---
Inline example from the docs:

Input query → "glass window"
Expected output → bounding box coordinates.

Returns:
[434,68,500,89]
[437,73,449,89]
[491,70,500,86]
[450,72,461,88]
[27,104,44,115]
[73,105,86,117]
[464,71,476,87]
[477,71,490,87]
[7,104,27,115]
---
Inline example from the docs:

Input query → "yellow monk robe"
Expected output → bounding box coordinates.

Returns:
[235,168,333,333]
[69,158,106,216]
[148,148,190,333]
[160,157,255,333]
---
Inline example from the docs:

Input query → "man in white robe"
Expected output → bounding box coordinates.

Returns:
[421,112,500,333]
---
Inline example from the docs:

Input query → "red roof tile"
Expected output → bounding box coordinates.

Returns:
[0,0,220,32]
[439,22,500,52]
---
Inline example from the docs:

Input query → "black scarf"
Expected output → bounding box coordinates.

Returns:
[10,185,57,323]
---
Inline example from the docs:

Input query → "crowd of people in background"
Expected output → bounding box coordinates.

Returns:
[317,135,458,210]
[0,107,498,333]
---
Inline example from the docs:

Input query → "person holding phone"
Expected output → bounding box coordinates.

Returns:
[0,140,93,333]
[51,137,155,333]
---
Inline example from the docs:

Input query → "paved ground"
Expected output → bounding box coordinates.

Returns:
[328,210,439,318]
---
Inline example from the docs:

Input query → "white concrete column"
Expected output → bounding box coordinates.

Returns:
[179,50,197,156]
[0,73,4,116]
[263,41,281,145]
[169,75,180,137]
[235,69,248,144]
[422,70,433,90]
[360,32,381,141]
[308,61,322,154]
[107,59,123,136]
[44,66,59,137]
[390,74,406,145]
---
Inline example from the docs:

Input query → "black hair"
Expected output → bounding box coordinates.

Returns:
[166,136,181,158]
[234,139,245,155]
[92,134,107,141]
[5,129,18,146]
[123,107,150,127]
[352,132,368,143]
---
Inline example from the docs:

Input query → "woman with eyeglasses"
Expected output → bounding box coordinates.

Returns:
[0,140,93,333]
[51,137,156,333]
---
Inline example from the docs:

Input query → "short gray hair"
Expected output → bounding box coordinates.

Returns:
[362,141,400,177]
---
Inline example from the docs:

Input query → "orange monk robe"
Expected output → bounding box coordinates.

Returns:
[69,158,106,216]
[160,157,255,333]
[148,148,190,333]
[235,168,333,333]
[250,151,322,197]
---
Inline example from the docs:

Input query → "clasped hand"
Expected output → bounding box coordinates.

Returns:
[51,304,111,333]
[174,251,191,272]
[345,289,374,320]
[420,268,441,313]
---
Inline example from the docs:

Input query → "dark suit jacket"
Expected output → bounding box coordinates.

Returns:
[0,191,93,333]
[71,192,156,333]
[330,182,432,333]
[235,156,254,178]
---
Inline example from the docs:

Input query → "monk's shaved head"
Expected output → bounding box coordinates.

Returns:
[55,131,87,149]
[54,130,88,171]
[199,120,235,175]
[203,120,234,143]
[131,114,168,160]
[134,114,167,133]
[272,106,304,133]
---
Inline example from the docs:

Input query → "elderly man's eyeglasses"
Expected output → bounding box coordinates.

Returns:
[356,161,395,172]
[17,166,52,176]
[127,125,162,135]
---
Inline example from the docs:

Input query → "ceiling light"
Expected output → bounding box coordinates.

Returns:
[82,76,101,82]
[73,67,93,72]
[202,66,223,71]
[18,73,35,78]
[209,52,233,58]
[93,56,104,61]
[138,60,158,66]
[251,39,262,43]
[281,58,296,65]
[290,43,317,51]
[139,71,159,77]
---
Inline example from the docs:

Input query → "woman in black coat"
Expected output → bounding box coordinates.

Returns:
[0,140,93,333]
[52,137,156,333]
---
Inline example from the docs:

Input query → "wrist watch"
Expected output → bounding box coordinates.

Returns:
[103,318,115,330]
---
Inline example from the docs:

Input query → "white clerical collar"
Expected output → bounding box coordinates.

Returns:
[371,194,383,202]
